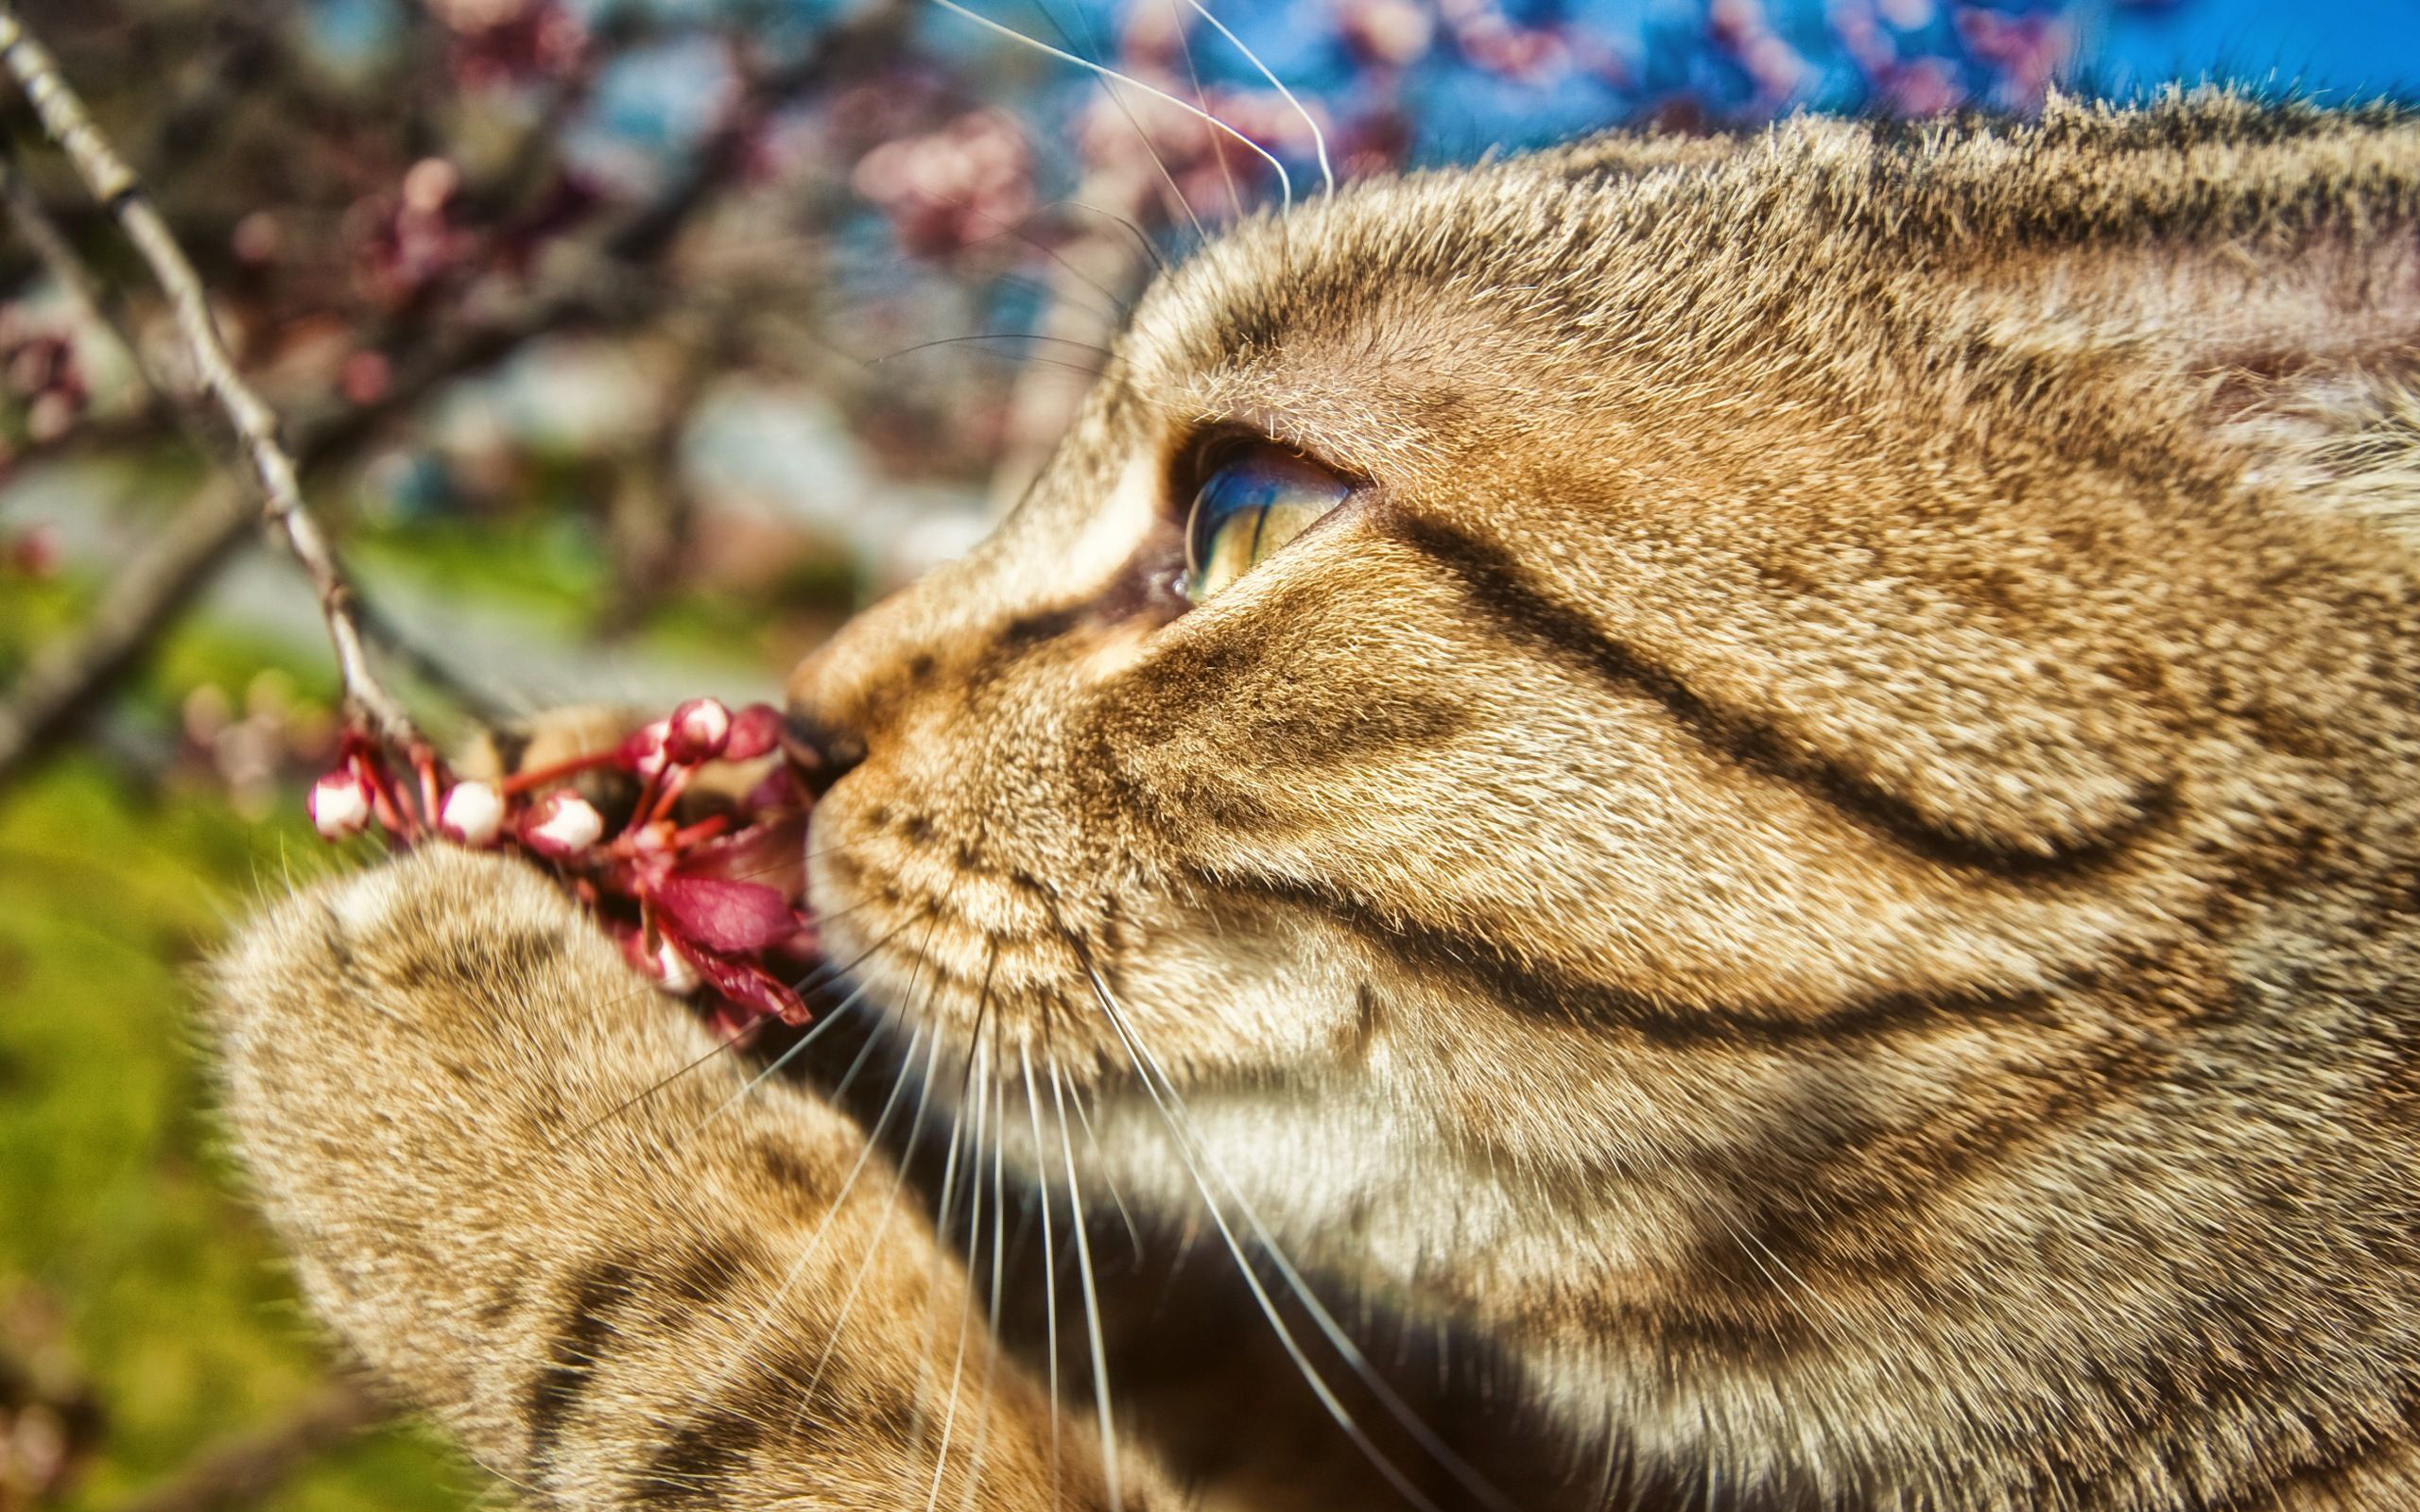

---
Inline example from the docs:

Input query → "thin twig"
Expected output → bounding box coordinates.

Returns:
[0,3,424,755]
[0,145,148,379]
[0,280,610,783]
[0,2,922,784]
[0,141,511,727]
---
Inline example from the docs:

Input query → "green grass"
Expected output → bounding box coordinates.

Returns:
[0,761,470,1509]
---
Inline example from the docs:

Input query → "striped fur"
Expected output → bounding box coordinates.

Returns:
[216,93,2420,1510]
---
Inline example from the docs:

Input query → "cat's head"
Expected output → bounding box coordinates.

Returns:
[787,89,2420,1345]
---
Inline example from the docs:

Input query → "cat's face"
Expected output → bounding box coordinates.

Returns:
[788,100,2420,1341]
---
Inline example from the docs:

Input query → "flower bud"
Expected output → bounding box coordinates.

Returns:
[521,789,604,858]
[666,696,733,763]
[439,779,505,845]
[723,702,783,762]
[308,766,373,839]
[653,938,700,995]
[619,717,673,779]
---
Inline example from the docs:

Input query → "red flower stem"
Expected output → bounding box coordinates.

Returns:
[355,751,411,838]
[641,764,695,828]
[365,781,408,836]
[499,747,621,798]
[665,814,731,849]
[627,765,666,833]
[411,746,442,829]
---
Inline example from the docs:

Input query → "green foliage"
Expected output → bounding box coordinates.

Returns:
[354,511,610,633]
[0,764,466,1509]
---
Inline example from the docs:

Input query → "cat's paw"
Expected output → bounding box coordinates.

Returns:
[207,847,1166,1510]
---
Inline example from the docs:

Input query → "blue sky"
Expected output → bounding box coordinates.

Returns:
[2092,0,2420,101]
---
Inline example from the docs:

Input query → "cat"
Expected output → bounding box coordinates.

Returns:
[209,89,2420,1511]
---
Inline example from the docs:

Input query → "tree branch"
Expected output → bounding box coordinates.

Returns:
[0,3,424,755]
[0,0,924,786]
[0,144,147,379]
[0,129,512,730]
[0,279,611,783]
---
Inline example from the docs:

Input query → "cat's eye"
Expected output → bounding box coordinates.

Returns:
[1184,443,1354,601]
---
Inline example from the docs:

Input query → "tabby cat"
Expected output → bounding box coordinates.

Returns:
[211,92,2420,1511]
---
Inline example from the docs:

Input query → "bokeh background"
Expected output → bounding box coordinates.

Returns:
[0,0,2413,1505]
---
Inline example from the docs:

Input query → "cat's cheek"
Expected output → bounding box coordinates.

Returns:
[1106,903,1372,1073]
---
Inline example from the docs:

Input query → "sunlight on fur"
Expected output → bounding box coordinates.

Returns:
[213,88,2420,1512]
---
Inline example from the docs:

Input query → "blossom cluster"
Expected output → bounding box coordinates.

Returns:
[309,698,818,1027]
[1,313,86,455]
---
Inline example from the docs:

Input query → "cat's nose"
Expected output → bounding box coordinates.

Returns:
[780,708,865,799]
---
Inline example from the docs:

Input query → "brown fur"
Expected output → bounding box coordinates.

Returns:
[213,91,2420,1510]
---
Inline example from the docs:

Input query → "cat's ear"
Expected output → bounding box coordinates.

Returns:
[1947,94,2420,534]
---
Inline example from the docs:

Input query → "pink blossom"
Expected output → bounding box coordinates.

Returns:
[619,717,674,779]
[312,696,816,1028]
[1342,0,1437,67]
[654,875,798,954]
[724,703,784,762]
[666,697,734,764]
[853,110,1036,258]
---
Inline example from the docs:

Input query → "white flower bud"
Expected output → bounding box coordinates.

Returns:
[439,779,505,845]
[523,791,605,858]
[654,939,700,995]
[308,767,372,838]
[666,697,733,763]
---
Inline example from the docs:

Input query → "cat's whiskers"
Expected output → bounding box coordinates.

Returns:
[511,868,894,1151]
[1014,1040,1064,1508]
[966,263,1128,327]
[908,943,998,1507]
[676,976,880,1144]
[890,190,1139,320]
[1039,0,1209,246]
[631,1011,936,1469]
[1048,910,1520,1512]
[815,979,911,1113]
[874,333,1115,382]
[799,827,876,872]
[948,1018,1013,1512]
[710,908,947,1394]
[1067,1081,1143,1258]
[1046,1047,1124,1511]
[927,0,1294,217]
[1163,0,1242,219]
[545,1012,775,1153]
[791,1028,953,1431]
[1030,197,1167,274]
[608,903,910,1156]
[922,1029,995,1512]
[1174,0,1333,198]
[777,900,911,997]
